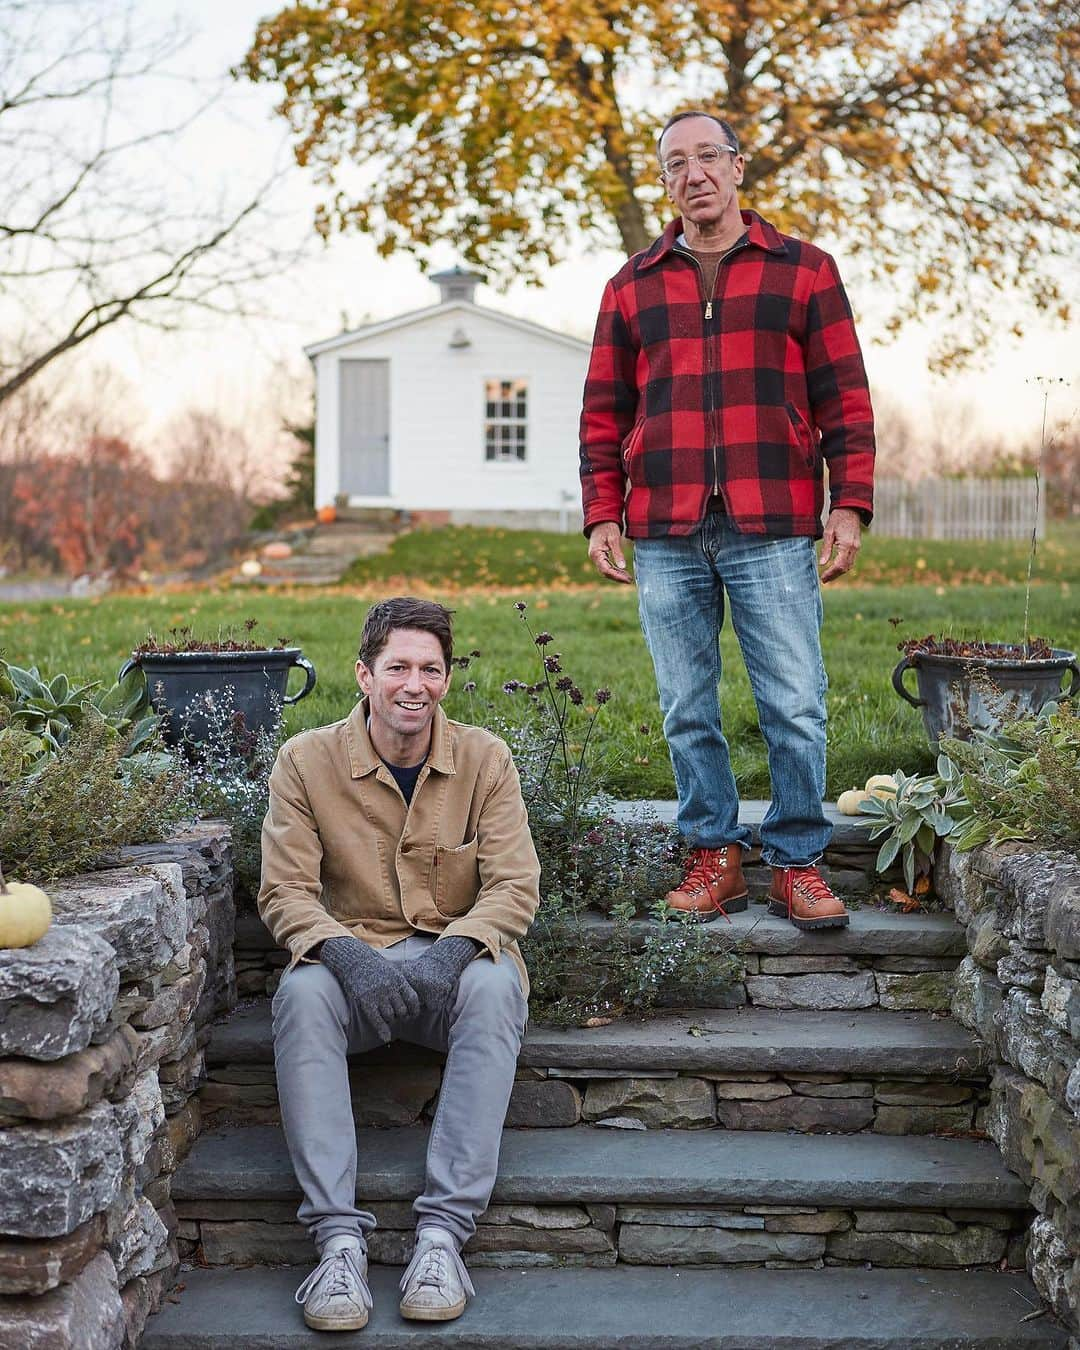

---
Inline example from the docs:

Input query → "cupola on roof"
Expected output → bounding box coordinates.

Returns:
[430,266,484,305]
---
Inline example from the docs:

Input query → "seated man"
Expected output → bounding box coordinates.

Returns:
[258,596,540,1333]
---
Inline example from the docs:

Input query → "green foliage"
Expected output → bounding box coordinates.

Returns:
[0,658,159,758]
[944,700,1080,851]
[180,689,285,904]
[858,757,972,892]
[473,603,743,1023]
[858,700,1080,885]
[0,712,194,882]
[522,892,744,1027]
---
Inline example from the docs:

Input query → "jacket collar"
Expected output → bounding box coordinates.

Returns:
[638,209,787,271]
[345,699,456,779]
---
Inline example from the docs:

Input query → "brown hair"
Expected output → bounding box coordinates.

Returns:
[359,597,454,671]
[356,596,453,669]
[658,111,739,160]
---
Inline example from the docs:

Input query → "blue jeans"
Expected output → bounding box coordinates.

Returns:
[634,516,830,868]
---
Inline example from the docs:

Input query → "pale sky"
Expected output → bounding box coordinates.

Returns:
[46,1,1080,451]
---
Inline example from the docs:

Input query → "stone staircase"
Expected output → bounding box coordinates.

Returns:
[244,520,402,587]
[142,895,1069,1347]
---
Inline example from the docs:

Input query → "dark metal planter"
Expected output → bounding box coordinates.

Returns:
[118,648,316,747]
[891,645,1079,746]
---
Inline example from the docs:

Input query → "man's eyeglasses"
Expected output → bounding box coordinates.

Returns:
[660,145,738,181]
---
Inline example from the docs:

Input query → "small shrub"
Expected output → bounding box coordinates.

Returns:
[859,755,971,892]
[521,891,744,1026]
[476,603,744,1023]
[181,688,284,902]
[0,658,160,757]
[944,699,1080,851]
[0,712,194,882]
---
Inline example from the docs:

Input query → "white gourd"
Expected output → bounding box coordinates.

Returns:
[0,864,52,948]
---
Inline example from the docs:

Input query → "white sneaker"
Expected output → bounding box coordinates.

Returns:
[398,1226,475,1322]
[294,1235,373,1331]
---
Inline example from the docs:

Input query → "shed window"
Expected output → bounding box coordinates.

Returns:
[484,379,527,462]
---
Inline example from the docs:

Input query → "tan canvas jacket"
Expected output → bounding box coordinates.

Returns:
[257,699,540,996]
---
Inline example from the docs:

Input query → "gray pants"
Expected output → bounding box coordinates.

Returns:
[271,933,527,1253]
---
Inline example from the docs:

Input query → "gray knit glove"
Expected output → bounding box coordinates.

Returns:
[401,937,482,1017]
[320,937,421,1042]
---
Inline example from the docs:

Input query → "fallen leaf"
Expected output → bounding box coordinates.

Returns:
[583,1016,613,1028]
[887,886,923,913]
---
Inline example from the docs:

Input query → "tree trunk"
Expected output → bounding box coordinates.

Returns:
[596,53,651,257]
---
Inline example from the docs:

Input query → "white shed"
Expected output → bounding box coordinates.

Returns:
[305,268,592,530]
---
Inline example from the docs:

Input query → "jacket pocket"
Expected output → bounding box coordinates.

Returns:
[785,402,816,470]
[621,417,646,477]
[434,837,480,917]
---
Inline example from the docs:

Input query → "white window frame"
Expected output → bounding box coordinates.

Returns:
[483,377,528,465]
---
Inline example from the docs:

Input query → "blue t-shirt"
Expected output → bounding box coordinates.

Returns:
[382,756,425,805]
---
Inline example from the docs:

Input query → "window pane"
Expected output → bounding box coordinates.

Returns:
[483,378,527,463]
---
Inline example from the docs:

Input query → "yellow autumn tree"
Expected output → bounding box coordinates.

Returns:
[242,0,1078,364]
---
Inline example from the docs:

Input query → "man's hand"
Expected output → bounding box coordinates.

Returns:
[401,936,481,1019]
[320,936,420,1042]
[818,508,863,584]
[587,521,633,584]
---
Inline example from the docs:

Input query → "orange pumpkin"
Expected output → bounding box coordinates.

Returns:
[316,504,337,525]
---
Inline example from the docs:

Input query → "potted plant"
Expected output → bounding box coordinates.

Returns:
[891,634,1078,745]
[119,621,316,748]
[891,378,1078,746]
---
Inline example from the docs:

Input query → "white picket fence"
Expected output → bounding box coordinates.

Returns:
[870,477,1044,540]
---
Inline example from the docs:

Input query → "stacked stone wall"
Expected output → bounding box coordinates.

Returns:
[0,822,234,1349]
[199,1056,989,1137]
[178,1195,1028,1273]
[937,842,1080,1334]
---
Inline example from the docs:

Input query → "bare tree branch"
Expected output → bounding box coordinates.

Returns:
[0,0,301,405]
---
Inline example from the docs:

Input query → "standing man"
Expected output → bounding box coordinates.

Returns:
[258,597,539,1332]
[580,110,875,931]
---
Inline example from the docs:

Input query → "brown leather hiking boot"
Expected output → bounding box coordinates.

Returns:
[767,865,849,930]
[664,846,748,922]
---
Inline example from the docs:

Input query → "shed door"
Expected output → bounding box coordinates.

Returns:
[339,359,390,496]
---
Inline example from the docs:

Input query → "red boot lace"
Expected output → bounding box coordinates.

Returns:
[785,866,835,910]
[676,847,736,920]
[681,847,728,893]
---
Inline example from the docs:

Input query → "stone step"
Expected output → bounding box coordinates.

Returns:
[175,1124,1030,1211]
[209,1001,984,1076]
[611,799,882,850]
[200,1003,989,1135]
[172,1124,1031,1273]
[234,907,967,961]
[142,1264,1068,1347]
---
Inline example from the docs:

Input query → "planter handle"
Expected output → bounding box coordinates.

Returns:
[284,654,317,705]
[117,658,138,683]
[891,655,925,708]
[1064,660,1080,700]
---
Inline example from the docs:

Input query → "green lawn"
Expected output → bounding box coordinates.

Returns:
[340,520,1080,590]
[2,523,1076,799]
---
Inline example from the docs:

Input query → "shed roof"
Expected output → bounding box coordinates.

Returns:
[304,299,590,359]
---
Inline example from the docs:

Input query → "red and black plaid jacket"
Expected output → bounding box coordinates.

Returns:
[579,210,876,539]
